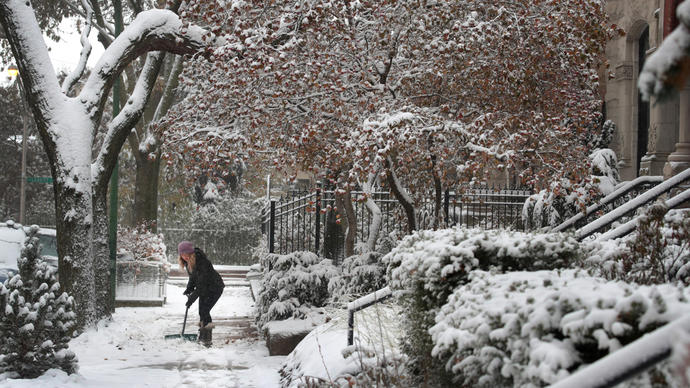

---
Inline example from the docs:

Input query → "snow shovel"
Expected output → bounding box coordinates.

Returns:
[165,305,198,341]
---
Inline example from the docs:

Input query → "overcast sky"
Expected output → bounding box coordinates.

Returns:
[2,17,105,85]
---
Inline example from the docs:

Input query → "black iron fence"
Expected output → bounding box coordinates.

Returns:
[261,185,532,262]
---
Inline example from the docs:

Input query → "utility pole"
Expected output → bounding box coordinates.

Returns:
[8,65,28,225]
[109,0,123,312]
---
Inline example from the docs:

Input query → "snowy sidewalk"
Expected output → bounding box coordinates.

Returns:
[3,284,285,388]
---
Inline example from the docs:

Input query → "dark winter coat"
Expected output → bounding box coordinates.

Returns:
[183,248,225,305]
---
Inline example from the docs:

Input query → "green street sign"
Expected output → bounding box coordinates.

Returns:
[27,177,53,183]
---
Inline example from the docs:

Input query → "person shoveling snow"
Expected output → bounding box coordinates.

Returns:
[177,241,225,346]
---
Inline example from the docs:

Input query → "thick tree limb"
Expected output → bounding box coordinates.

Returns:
[61,0,94,95]
[93,51,165,189]
[79,9,213,123]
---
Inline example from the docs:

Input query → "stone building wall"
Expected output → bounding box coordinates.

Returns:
[604,0,688,180]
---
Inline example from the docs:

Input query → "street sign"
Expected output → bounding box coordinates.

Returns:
[27,177,53,183]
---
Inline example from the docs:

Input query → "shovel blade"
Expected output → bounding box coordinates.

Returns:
[164,333,198,341]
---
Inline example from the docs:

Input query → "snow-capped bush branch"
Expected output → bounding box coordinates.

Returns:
[256,251,338,330]
[431,269,689,386]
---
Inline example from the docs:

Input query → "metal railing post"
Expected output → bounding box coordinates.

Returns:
[269,200,276,254]
[315,185,321,255]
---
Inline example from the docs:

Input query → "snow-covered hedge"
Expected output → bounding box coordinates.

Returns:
[386,227,580,305]
[430,269,689,387]
[383,227,580,386]
[585,204,690,285]
[257,252,338,330]
[328,252,387,304]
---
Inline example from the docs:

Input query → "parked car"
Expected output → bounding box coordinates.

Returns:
[0,222,58,276]
[0,268,18,283]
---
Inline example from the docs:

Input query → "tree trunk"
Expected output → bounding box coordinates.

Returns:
[385,157,416,233]
[361,170,382,252]
[431,155,442,230]
[335,188,356,258]
[55,181,97,329]
[92,187,113,317]
[133,150,161,231]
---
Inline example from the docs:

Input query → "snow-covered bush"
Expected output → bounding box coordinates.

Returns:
[328,252,387,304]
[257,251,338,330]
[0,226,77,378]
[386,228,580,306]
[117,224,170,272]
[522,148,619,230]
[585,204,690,286]
[383,227,580,386]
[430,269,688,387]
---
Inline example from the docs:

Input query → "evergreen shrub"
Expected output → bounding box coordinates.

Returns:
[0,226,77,378]
[328,252,386,304]
[256,251,338,329]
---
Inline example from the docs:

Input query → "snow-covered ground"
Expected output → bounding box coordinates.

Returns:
[2,283,285,388]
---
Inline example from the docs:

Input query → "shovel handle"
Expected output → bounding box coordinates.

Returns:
[181,305,189,336]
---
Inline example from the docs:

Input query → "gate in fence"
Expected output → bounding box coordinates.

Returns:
[261,185,531,262]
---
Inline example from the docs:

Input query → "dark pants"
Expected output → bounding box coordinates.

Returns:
[199,291,222,326]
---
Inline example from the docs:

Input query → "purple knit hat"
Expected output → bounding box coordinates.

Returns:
[178,241,194,255]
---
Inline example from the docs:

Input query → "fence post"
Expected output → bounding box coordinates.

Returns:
[269,200,276,254]
[444,189,450,226]
[315,185,321,255]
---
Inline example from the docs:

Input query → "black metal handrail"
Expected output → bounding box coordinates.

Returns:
[596,186,690,242]
[551,175,663,233]
[347,287,392,346]
[575,168,690,241]
[549,314,690,388]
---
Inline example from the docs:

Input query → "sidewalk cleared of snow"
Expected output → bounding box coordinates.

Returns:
[1,283,284,388]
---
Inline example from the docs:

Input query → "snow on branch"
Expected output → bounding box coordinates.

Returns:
[79,9,215,114]
[61,0,94,95]
[639,2,690,100]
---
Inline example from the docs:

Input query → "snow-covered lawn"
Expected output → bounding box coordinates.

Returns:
[2,283,285,388]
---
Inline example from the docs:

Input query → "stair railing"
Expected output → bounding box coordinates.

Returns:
[347,286,392,346]
[575,168,690,241]
[550,314,690,388]
[552,175,663,233]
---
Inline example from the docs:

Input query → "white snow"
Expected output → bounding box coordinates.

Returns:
[0,283,284,387]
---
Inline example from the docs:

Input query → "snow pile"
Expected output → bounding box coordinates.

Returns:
[584,204,690,285]
[430,269,689,387]
[328,252,387,305]
[257,252,338,330]
[0,226,77,378]
[280,305,407,388]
